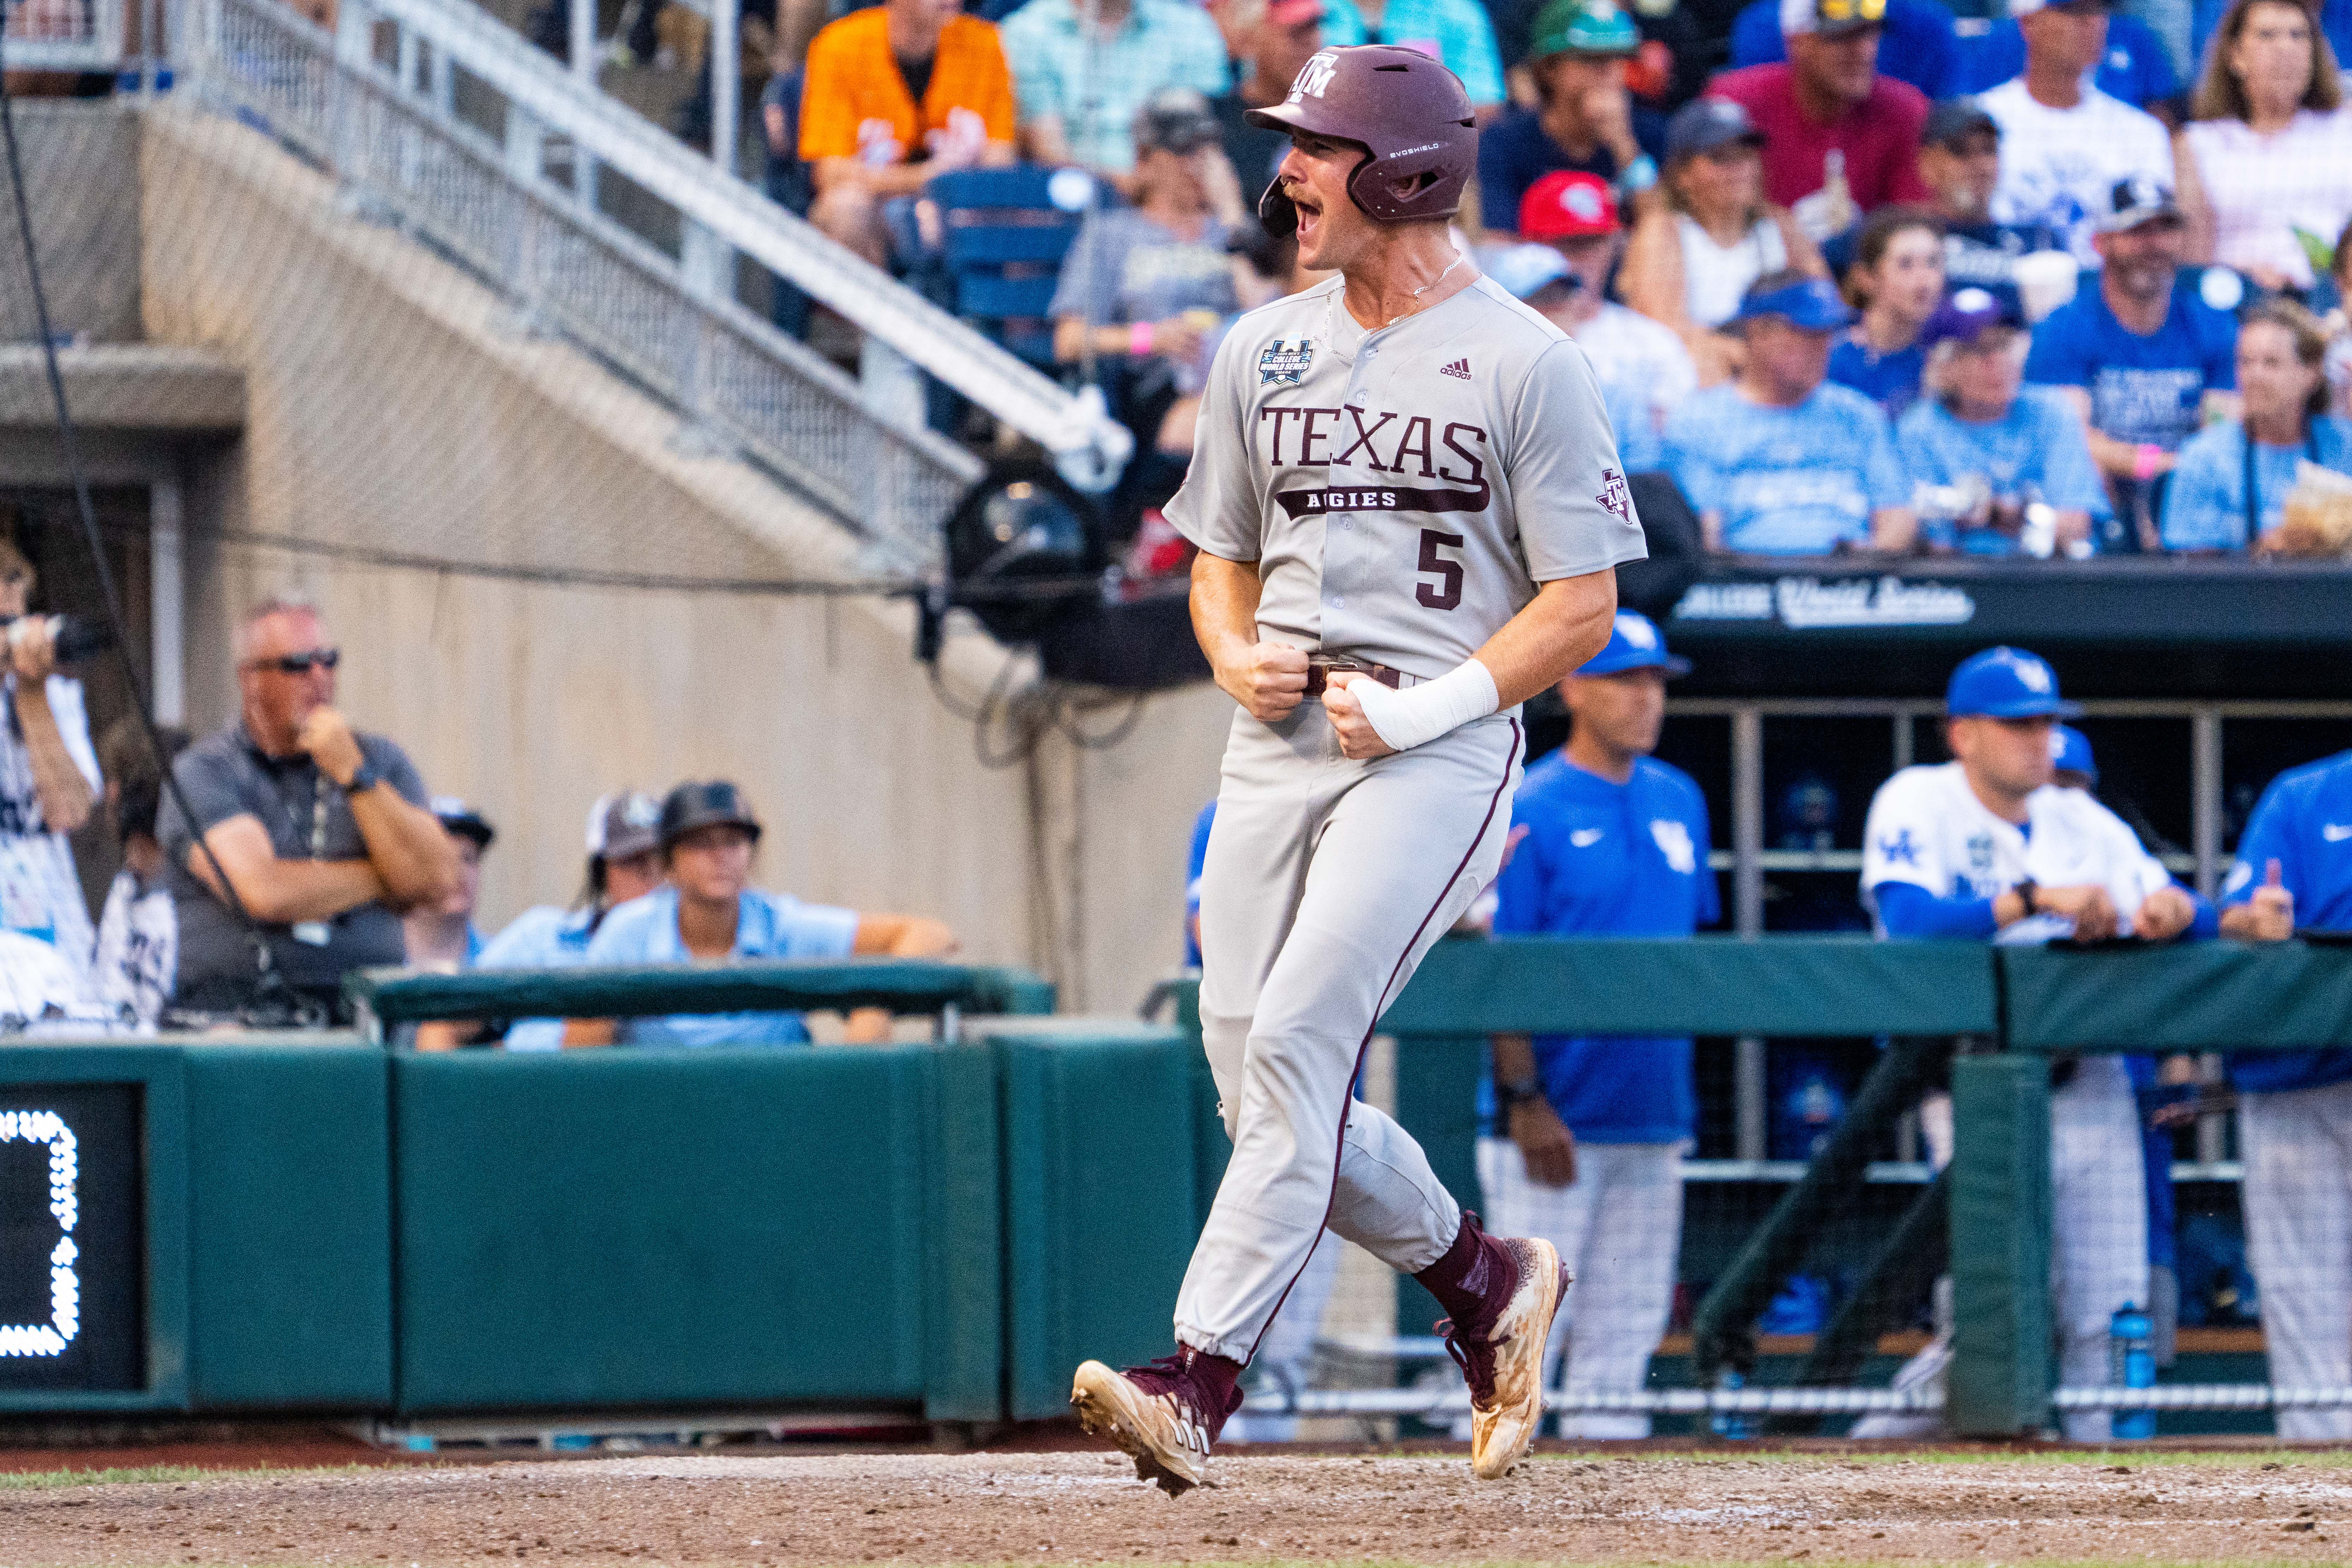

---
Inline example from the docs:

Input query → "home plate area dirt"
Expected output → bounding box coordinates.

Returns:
[4,1450,2352,1566]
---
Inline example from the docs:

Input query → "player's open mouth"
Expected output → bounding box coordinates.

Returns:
[1294,193,1322,241]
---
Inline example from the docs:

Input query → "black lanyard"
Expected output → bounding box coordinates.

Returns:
[262,754,331,859]
[2242,421,2321,546]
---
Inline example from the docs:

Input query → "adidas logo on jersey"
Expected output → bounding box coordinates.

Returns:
[1439,358,1471,380]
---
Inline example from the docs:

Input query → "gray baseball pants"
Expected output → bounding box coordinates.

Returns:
[2239,1078,2352,1441]
[1174,701,1523,1366]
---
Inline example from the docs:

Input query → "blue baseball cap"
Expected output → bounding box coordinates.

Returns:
[1730,275,1856,333]
[1917,285,2025,352]
[1945,645,2079,719]
[1577,611,1691,677]
[1666,97,1766,164]
[2051,724,2097,782]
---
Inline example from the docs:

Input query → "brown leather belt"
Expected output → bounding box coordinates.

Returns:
[1303,656,1407,697]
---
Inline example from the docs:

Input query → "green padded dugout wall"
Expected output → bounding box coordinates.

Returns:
[2003,942,2352,1052]
[924,1041,1003,1422]
[991,1023,1194,1422]
[1383,935,1998,1038]
[391,1045,949,1413]
[1947,1054,2052,1437]
[184,1042,393,1407]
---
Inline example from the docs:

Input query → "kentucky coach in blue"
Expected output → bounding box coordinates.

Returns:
[1479,611,1716,1438]
[2219,748,2352,1440]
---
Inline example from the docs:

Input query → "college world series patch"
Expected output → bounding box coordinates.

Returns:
[1259,339,1314,385]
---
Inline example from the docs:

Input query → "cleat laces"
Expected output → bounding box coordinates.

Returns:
[1436,1316,1506,1408]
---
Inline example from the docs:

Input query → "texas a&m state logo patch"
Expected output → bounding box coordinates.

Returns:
[1597,467,1632,521]
[1259,339,1314,385]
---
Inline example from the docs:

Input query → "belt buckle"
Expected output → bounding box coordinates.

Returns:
[1306,654,1365,697]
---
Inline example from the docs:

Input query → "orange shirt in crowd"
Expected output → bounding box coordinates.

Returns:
[798,8,1017,166]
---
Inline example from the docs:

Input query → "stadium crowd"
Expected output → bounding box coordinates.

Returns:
[738,0,2352,558]
[21,0,2352,552]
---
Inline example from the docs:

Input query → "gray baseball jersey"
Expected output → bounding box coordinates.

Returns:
[1165,270,1644,1376]
[1166,273,1648,678]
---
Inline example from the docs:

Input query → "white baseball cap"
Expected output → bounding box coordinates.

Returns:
[585,789,662,860]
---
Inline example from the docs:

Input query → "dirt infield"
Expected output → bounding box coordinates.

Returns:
[1,1449,2351,1566]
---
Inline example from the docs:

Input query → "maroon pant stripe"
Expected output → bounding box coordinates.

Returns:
[1242,716,1524,1366]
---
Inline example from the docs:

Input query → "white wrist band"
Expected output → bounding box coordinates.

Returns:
[1346,659,1500,752]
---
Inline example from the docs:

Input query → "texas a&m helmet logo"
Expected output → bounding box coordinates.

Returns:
[1289,50,1338,102]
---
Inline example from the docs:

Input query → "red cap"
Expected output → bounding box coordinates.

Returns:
[1265,0,1326,24]
[1518,170,1619,240]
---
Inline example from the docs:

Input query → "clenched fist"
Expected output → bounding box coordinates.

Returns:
[1321,672,1397,761]
[296,705,366,788]
[1215,639,1309,723]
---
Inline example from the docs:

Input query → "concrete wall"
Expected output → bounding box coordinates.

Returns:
[0,102,142,345]
[136,104,1228,1010]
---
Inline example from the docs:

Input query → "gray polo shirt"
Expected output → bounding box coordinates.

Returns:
[158,721,429,1003]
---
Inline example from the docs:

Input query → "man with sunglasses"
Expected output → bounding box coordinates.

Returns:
[1707,0,1932,239]
[159,599,461,1021]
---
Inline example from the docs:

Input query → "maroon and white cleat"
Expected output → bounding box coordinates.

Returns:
[1070,1350,1243,1497]
[1439,1234,1570,1479]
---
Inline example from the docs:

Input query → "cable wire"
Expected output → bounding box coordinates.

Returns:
[0,37,311,1020]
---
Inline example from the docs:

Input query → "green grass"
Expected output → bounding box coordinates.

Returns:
[1512,1447,2352,1469]
[792,1560,2342,1568]
[0,1461,376,1489]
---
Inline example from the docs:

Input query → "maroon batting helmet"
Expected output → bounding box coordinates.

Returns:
[1244,45,1477,236]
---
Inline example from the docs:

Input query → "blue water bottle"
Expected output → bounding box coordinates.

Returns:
[2110,1303,2155,1439]
[1711,1370,1754,1441]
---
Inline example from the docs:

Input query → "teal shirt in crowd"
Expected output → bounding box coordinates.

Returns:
[2160,415,2352,552]
[1316,0,1505,104]
[997,0,1230,172]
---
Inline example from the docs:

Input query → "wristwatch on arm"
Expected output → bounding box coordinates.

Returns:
[341,759,382,794]
[2011,878,2038,920]
[1496,1074,1544,1118]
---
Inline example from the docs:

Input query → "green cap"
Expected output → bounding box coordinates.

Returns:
[1529,0,1640,58]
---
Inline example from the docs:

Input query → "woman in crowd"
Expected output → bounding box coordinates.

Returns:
[1049,87,1243,458]
[414,789,669,1051]
[568,780,958,1048]
[1827,207,1947,419]
[2174,0,2352,295]
[0,537,97,974]
[1896,289,2108,555]
[2162,299,2352,549]
[1624,97,1823,385]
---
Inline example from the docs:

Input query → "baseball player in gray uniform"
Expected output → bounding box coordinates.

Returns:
[1070,43,1647,1495]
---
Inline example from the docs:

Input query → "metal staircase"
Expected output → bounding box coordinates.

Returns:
[170,0,1129,566]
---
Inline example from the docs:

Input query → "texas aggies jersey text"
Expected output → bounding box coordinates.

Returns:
[1165,273,1646,681]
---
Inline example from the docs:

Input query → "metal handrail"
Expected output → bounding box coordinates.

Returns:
[1,0,126,71]
[343,0,1127,488]
[177,0,969,561]
[171,0,1128,565]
